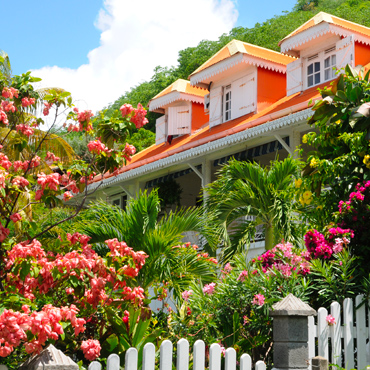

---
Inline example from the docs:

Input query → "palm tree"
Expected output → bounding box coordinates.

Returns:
[63,190,217,299]
[206,157,302,259]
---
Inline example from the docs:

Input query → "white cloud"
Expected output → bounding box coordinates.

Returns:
[31,0,238,115]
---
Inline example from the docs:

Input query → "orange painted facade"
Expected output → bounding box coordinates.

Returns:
[191,102,208,132]
[257,67,286,112]
[354,42,370,67]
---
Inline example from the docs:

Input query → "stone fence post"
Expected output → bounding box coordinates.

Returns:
[18,344,78,369]
[270,293,317,370]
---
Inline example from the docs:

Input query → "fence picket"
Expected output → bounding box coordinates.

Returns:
[356,295,367,370]
[317,307,328,359]
[107,353,120,370]
[255,360,266,370]
[193,340,205,370]
[143,343,155,370]
[125,348,138,370]
[209,343,221,370]
[240,353,252,370]
[308,315,315,363]
[177,338,189,370]
[160,340,173,370]
[343,298,354,370]
[225,348,236,370]
[88,362,102,370]
[330,301,342,367]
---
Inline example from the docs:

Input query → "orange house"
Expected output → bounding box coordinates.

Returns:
[87,12,370,255]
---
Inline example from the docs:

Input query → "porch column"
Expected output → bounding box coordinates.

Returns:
[202,159,212,201]
[291,130,301,159]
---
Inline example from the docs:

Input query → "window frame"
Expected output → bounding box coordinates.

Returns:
[223,84,232,122]
[304,46,337,89]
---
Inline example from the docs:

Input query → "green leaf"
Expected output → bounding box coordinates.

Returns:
[20,261,31,281]
[106,334,119,352]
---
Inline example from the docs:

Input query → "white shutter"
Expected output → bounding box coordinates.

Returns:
[336,35,354,70]
[287,59,303,96]
[231,72,257,119]
[168,105,191,135]
[209,86,223,128]
[155,115,167,145]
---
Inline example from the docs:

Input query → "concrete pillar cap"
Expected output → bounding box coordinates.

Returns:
[18,344,79,370]
[270,293,316,316]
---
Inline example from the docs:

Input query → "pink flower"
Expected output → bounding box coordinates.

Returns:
[66,288,74,295]
[87,139,112,156]
[122,143,136,161]
[332,238,343,253]
[326,314,336,325]
[81,339,101,361]
[63,192,73,201]
[252,294,265,306]
[203,283,216,295]
[10,213,22,223]
[120,103,134,117]
[43,102,51,116]
[237,270,248,282]
[45,152,60,163]
[182,290,192,301]
[130,103,148,129]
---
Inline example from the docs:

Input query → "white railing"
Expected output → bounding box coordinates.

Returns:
[308,294,370,370]
[88,339,266,370]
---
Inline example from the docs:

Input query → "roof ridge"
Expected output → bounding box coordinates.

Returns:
[190,40,234,76]
[240,40,294,58]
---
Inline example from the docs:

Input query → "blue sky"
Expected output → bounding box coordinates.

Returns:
[0,0,298,112]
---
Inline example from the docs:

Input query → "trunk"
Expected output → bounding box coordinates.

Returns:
[264,223,274,250]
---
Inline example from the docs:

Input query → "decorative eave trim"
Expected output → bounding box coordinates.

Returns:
[281,23,370,53]
[149,91,204,111]
[190,53,287,85]
[88,108,312,191]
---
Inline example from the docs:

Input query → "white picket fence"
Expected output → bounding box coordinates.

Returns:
[308,294,370,370]
[88,339,266,370]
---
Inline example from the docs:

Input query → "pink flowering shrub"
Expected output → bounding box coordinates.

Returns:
[1,233,148,357]
[0,61,149,367]
[169,242,310,368]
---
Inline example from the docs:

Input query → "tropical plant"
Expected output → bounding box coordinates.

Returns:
[0,52,151,367]
[61,190,218,299]
[205,157,302,259]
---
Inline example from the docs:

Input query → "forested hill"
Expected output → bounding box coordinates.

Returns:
[106,0,370,133]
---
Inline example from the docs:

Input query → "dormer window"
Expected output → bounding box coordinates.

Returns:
[306,46,336,88]
[307,55,320,87]
[224,85,232,122]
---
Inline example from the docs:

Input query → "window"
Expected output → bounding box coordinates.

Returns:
[306,47,336,88]
[224,85,232,122]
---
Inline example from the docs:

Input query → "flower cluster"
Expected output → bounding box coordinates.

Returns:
[6,235,148,307]
[252,293,265,306]
[253,241,311,276]
[81,339,101,361]
[305,227,353,259]
[119,103,148,129]
[87,138,112,156]
[203,283,216,295]
[0,304,85,357]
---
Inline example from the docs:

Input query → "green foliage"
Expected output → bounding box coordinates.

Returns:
[206,157,303,259]
[157,179,183,209]
[303,65,370,216]
[166,251,310,366]
[52,190,218,298]
[128,129,155,153]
